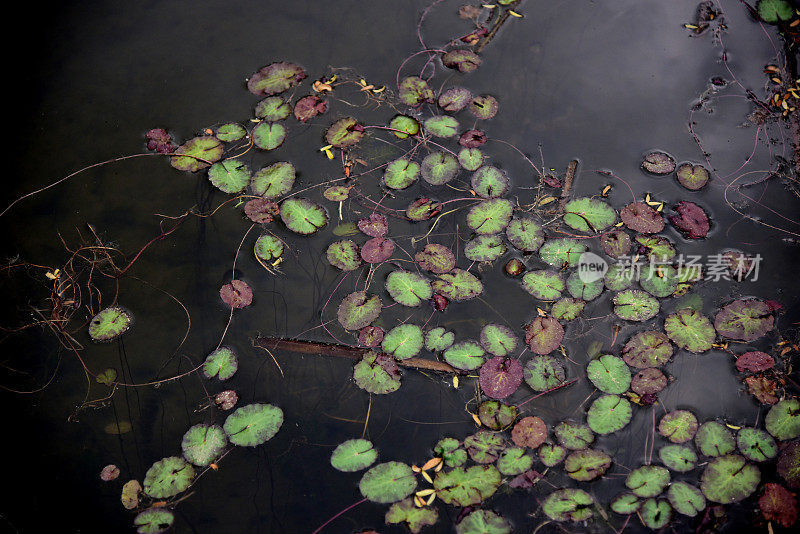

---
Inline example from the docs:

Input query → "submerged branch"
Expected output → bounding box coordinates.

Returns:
[557,159,579,212]
[253,337,459,374]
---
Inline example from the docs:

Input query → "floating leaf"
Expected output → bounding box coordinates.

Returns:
[247,62,306,96]
[251,161,295,199]
[620,202,664,234]
[586,355,631,394]
[466,199,513,235]
[539,443,568,466]
[623,331,673,368]
[737,427,778,462]
[456,510,510,534]
[636,234,676,260]
[382,324,424,360]
[121,480,142,510]
[759,483,798,528]
[627,465,670,498]
[736,351,775,372]
[659,410,698,443]
[219,280,253,309]
[415,244,455,274]
[665,308,715,352]
[469,95,499,120]
[357,213,388,237]
[565,449,612,481]
[506,216,544,252]
[181,424,227,467]
[361,237,395,263]
[89,306,132,342]
[143,457,195,498]
[766,399,800,441]
[359,326,384,348]
[459,129,487,148]
[458,147,484,170]
[660,444,697,472]
[443,341,485,371]
[521,271,564,301]
[587,394,632,435]
[639,499,672,529]
[601,229,632,258]
[386,271,432,307]
[388,115,420,139]
[432,269,483,301]
[424,115,459,138]
[244,198,279,223]
[383,158,420,189]
[170,136,224,172]
[542,489,594,522]
[613,289,659,321]
[386,499,438,533]
[611,493,641,515]
[524,355,566,391]
[208,159,250,193]
[497,447,533,476]
[337,291,382,330]
[714,299,774,342]
[676,163,709,190]
[642,151,676,174]
[442,49,482,72]
[100,464,120,482]
[477,400,519,431]
[555,421,595,450]
[280,198,328,235]
[255,234,284,262]
[669,201,710,239]
[438,87,472,112]
[420,152,458,185]
[566,272,603,301]
[406,198,441,221]
[701,454,760,503]
[471,166,509,198]
[551,297,585,321]
[254,96,292,121]
[216,123,246,142]
[353,352,402,394]
[203,347,238,380]
[758,0,795,23]
[696,421,736,457]
[631,368,667,395]
[425,327,454,352]
[293,95,327,122]
[359,461,417,504]
[252,122,286,150]
[134,509,174,534]
[639,264,678,298]
[539,239,586,268]
[525,317,564,355]
[326,240,360,271]
[479,356,523,399]
[399,76,434,106]
[434,465,501,506]
[330,439,378,472]
[511,416,547,448]
[325,117,365,148]
[215,390,238,411]
[223,403,283,447]
[563,197,616,233]
[777,441,800,487]
[464,235,506,262]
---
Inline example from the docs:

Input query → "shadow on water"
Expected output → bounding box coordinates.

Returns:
[2,0,799,532]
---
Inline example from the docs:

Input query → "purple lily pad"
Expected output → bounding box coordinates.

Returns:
[293,95,327,122]
[415,244,456,274]
[736,351,775,373]
[247,62,306,96]
[669,201,710,239]
[243,198,280,224]
[508,470,544,489]
[459,129,487,148]
[511,416,548,449]
[145,128,175,154]
[524,317,565,355]
[220,280,253,309]
[777,442,800,488]
[759,483,798,528]
[438,87,472,112]
[620,202,665,234]
[358,213,389,237]
[100,464,120,482]
[479,356,523,399]
[642,151,676,174]
[214,390,238,410]
[601,230,632,258]
[631,368,668,395]
[442,49,482,73]
[359,326,384,348]
[361,237,395,264]
[715,299,774,341]
[622,331,673,368]
[325,117,365,149]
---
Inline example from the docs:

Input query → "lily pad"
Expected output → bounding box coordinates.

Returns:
[469,95,499,120]
[361,237,395,263]
[433,465,501,506]
[359,461,417,504]
[383,158,420,189]
[639,264,678,297]
[399,76,434,106]
[243,198,279,224]
[522,271,564,300]
[425,327,455,352]
[477,400,518,430]
[223,403,283,447]
[421,152,459,185]
[736,351,775,372]
[479,324,518,357]
[669,201,710,239]
[758,483,798,528]
[424,116,459,138]
[456,510,510,534]
[89,306,133,342]
[659,410,699,443]
[611,493,641,515]
[251,161,295,199]
[293,95,327,122]
[415,244,455,274]
[511,416,548,448]
[465,235,506,262]
[255,234,284,262]
[358,213,388,237]
[506,217,545,252]
[627,465,670,498]
[631,367,668,395]
[203,347,238,380]
[586,354,631,394]
[220,279,253,308]
[566,271,604,301]
[642,151,676,174]
[434,438,468,468]
[524,316,564,354]
[359,326,384,348]
[701,454,760,503]
[660,444,697,472]
[676,163,710,190]
[465,430,505,463]
[143,456,195,498]
[252,122,286,150]
[563,197,616,233]
[170,136,224,172]
[381,324,424,360]
[777,442,800,488]
[620,202,664,234]
[622,331,673,368]
[353,352,402,394]
[539,443,568,466]
[386,499,438,534]
[134,509,175,534]
[280,198,328,235]
[613,289,659,321]
[555,421,595,450]
[406,198,441,221]
[601,230,632,258]
[758,0,795,23]
[442,49,482,72]
[388,114,420,139]
[386,271,432,306]
[471,166,509,198]
[497,447,534,476]
[443,341,485,371]
[587,394,632,434]
[208,159,250,193]
[337,291,382,330]
[326,240,360,271]
[330,439,378,472]
[247,62,306,96]
[325,117,365,148]
[636,234,676,260]
[765,399,800,441]
[665,308,716,352]
[639,499,672,529]
[564,449,612,481]
[438,87,472,112]
[181,424,227,467]
[542,489,594,522]
[539,239,587,268]
[458,147,484,170]
[479,356,523,399]
[524,355,567,391]
[737,427,778,462]
[714,299,774,342]
[467,199,513,235]
[432,269,483,301]
[254,96,292,121]
[215,123,246,142]
[695,421,736,457]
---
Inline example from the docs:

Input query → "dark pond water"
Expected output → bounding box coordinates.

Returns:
[2,0,799,532]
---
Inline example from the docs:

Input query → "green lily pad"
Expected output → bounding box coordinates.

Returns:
[434,438,467,468]
[439,86,472,111]
[563,197,616,233]
[255,234,284,262]
[203,347,238,380]
[586,355,631,394]
[464,235,506,262]
[442,48,482,72]
[443,341,485,371]
[170,136,224,172]
[668,482,706,517]
[695,421,736,457]
[208,159,250,193]
[737,427,778,462]
[566,271,604,301]
[325,117,365,148]
[676,163,710,190]
[88,306,133,342]
[456,510,510,534]
[389,115,420,139]
[386,271,432,306]
[765,399,800,441]
[134,508,174,534]
[551,297,585,321]
[466,199,513,234]
[337,291,382,330]
[323,186,350,201]
[524,354,567,391]
[701,454,760,503]
[555,421,595,450]
[506,216,545,252]
[252,122,286,150]
[251,161,295,199]
[424,116,459,138]
[353,352,402,394]
[665,308,716,353]
[758,0,795,23]
[639,264,679,298]
[359,461,417,504]
[143,456,195,498]
[280,198,328,234]
[469,95,499,120]
[564,449,612,481]
[539,239,586,268]
[636,234,676,261]
[330,438,378,472]
[611,493,641,515]
[215,123,246,142]
[421,152,459,185]
[539,443,568,466]
[326,240,360,271]
[382,324,424,360]
[399,76,434,106]
[639,499,672,529]
[626,465,670,498]
[479,324,518,356]
[587,394,633,434]
[425,327,455,352]
[458,147,484,171]
[542,489,594,522]
[613,290,659,321]
[415,243,456,274]
[714,299,774,342]
[524,316,564,354]
[464,430,505,464]
[181,424,227,467]
[434,465,501,507]
[477,400,518,430]
[383,158,420,189]
[96,368,117,385]
[223,403,284,447]
[255,96,292,121]
[386,499,438,533]
[659,444,697,472]
[496,447,534,475]
[432,269,483,301]
[659,410,698,443]
[247,62,305,96]
[623,331,673,368]
[604,264,635,291]
[407,198,441,221]
[471,166,509,198]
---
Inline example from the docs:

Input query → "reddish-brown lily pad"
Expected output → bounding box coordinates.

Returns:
[358,213,389,237]
[759,483,798,528]
[415,244,456,274]
[524,317,564,355]
[359,326,384,348]
[361,237,395,264]
[631,368,668,395]
[243,198,279,224]
[220,280,253,309]
[622,331,673,368]
[642,151,676,174]
[714,299,774,342]
[479,356,523,399]
[620,202,664,234]
[601,230,632,258]
[669,201,710,239]
[511,417,548,449]
[294,95,327,122]
[736,351,775,373]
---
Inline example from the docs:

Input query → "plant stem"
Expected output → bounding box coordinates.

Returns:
[311,497,367,534]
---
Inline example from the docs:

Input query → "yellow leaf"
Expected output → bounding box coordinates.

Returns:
[372,86,386,93]
[421,470,433,484]
[324,149,335,160]
[416,489,436,497]
[538,196,556,206]
[472,413,482,426]
[453,375,459,389]
[615,221,624,227]
[414,495,425,507]
[537,307,547,317]
[319,145,333,152]
[725,423,741,430]
[684,24,698,29]
[45,271,58,280]
[426,493,436,505]
[421,457,442,471]
[509,10,522,17]
[412,465,421,473]
[656,203,663,212]
[601,185,612,195]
